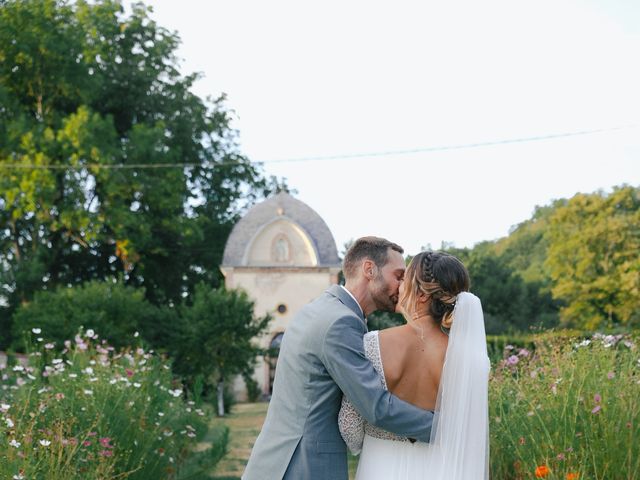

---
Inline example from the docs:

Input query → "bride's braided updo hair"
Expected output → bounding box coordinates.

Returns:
[400,251,470,328]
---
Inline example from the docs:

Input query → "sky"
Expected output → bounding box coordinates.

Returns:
[143,0,640,256]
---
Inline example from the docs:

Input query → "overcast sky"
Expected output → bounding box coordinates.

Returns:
[144,0,640,255]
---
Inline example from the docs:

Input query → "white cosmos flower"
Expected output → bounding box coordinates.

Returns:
[39,439,51,446]
[9,439,21,448]
[32,328,41,334]
[86,329,95,338]
[6,417,14,428]
[0,403,10,412]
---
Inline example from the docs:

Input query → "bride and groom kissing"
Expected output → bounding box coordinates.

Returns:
[243,236,490,480]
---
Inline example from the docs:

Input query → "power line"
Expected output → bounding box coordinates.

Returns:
[261,124,636,163]
[0,124,635,170]
[0,161,211,170]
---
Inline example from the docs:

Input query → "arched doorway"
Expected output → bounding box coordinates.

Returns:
[267,332,284,396]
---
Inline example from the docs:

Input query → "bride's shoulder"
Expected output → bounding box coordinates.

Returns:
[364,328,398,343]
[376,324,407,340]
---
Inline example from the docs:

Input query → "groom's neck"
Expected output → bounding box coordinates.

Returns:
[343,281,374,317]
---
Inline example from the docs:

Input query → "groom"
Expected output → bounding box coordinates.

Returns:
[242,237,434,480]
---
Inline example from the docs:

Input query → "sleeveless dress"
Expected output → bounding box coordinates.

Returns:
[338,331,438,480]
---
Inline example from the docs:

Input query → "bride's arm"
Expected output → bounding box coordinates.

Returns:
[338,395,365,455]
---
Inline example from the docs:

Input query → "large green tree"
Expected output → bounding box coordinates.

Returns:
[544,185,640,329]
[0,0,282,340]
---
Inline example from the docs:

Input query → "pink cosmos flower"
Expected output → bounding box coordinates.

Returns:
[507,355,519,365]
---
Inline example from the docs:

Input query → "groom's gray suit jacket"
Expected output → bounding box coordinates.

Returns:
[242,284,434,480]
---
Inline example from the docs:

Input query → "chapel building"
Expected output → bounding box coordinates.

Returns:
[220,192,341,398]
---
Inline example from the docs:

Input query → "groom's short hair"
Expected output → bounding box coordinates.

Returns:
[342,236,404,279]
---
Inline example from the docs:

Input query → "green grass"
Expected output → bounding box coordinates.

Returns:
[209,403,267,479]
[208,402,360,479]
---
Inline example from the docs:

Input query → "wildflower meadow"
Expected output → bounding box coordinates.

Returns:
[0,328,228,480]
[490,332,639,480]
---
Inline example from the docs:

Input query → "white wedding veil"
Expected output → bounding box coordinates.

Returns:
[426,291,490,479]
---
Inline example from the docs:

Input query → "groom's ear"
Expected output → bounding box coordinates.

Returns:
[362,259,377,280]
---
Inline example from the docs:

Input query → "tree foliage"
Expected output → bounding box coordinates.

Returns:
[0,0,283,344]
[439,186,639,333]
[167,284,271,415]
[544,185,640,329]
[437,242,556,334]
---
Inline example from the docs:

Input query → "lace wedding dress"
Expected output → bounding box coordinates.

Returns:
[338,292,490,480]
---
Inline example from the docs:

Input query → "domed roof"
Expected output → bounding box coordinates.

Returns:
[222,192,341,268]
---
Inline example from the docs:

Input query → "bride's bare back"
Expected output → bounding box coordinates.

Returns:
[378,324,448,411]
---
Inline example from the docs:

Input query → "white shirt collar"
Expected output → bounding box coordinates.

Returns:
[340,285,364,318]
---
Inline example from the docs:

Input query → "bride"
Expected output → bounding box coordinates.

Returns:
[339,251,490,479]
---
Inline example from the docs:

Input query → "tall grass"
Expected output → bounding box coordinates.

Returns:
[490,332,639,479]
[0,328,228,479]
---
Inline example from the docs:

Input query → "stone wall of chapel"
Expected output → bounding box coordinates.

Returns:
[229,269,339,400]
[231,269,336,339]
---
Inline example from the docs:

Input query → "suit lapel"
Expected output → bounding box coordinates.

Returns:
[326,284,366,325]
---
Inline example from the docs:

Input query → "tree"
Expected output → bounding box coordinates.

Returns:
[367,311,404,331]
[170,284,271,416]
[495,202,560,286]
[0,0,283,346]
[544,185,640,329]
[445,243,558,333]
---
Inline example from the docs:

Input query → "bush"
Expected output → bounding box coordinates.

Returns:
[0,327,228,479]
[170,284,271,416]
[11,281,161,352]
[490,332,640,479]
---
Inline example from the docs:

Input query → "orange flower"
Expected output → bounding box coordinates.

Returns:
[535,465,550,478]
[566,473,579,480]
